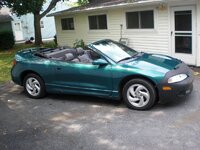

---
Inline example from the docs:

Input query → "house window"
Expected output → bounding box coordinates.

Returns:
[40,21,44,28]
[14,23,21,31]
[126,10,154,29]
[88,15,107,30]
[61,18,74,30]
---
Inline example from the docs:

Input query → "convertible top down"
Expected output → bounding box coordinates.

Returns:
[11,39,194,110]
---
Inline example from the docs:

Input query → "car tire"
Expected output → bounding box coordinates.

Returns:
[23,73,46,99]
[122,78,156,110]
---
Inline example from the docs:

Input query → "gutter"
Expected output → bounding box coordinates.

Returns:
[47,0,165,17]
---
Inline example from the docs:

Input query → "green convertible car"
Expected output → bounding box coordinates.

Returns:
[11,39,194,110]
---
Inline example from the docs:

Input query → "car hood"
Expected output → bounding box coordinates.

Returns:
[122,53,182,74]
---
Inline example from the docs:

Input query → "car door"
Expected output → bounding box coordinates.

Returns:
[51,60,81,93]
[77,61,112,96]
[51,59,113,97]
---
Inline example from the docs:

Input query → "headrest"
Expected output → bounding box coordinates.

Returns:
[76,47,84,55]
[65,53,75,61]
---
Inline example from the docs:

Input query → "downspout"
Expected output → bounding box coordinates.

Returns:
[120,24,123,39]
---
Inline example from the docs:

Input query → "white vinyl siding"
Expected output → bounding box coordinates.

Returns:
[197,0,200,66]
[55,6,169,56]
[124,7,169,54]
[53,0,200,66]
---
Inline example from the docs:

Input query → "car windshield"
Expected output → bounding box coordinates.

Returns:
[91,40,138,62]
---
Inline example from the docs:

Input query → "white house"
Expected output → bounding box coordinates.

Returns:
[49,0,200,66]
[0,1,68,42]
[0,8,13,31]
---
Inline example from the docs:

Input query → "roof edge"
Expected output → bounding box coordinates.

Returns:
[47,0,164,17]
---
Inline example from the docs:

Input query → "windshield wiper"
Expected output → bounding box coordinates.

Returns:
[117,52,139,63]
[117,57,132,63]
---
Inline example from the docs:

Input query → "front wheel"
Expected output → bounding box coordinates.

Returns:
[122,79,156,110]
[23,73,46,99]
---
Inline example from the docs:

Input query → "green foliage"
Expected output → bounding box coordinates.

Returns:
[77,0,89,6]
[0,41,55,83]
[1,0,91,46]
[43,41,57,48]
[67,0,89,7]
[2,0,91,16]
[0,43,35,83]
[0,30,15,50]
[54,35,58,46]
[0,1,3,8]
[73,39,85,49]
[3,0,62,45]
[3,0,45,16]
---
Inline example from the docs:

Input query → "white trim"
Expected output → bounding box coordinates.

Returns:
[196,0,200,66]
[170,5,197,65]
[86,13,109,32]
[48,0,163,17]
[167,4,172,56]
[60,16,76,33]
[168,0,197,7]
[123,7,158,33]
[12,20,24,41]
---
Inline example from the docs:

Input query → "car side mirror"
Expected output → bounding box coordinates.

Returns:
[92,58,108,66]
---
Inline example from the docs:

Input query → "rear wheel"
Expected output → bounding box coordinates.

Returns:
[122,79,156,110]
[23,73,46,99]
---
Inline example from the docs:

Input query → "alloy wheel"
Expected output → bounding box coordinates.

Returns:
[26,77,41,97]
[127,84,150,108]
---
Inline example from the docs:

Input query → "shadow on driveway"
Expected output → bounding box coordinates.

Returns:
[0,75,200,150]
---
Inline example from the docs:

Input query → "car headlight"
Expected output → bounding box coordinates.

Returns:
[168,74,188,83]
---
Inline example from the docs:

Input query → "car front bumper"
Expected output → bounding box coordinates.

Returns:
[157,63,194,103]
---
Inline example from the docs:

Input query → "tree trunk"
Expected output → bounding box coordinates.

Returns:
[34,13,42,46]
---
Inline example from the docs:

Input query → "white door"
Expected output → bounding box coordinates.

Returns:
[13,21,24,41]
[171,6,196,65]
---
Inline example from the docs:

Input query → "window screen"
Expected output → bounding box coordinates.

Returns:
[126,10,154,29]
[61,18,74,30]
[89,15,107,30]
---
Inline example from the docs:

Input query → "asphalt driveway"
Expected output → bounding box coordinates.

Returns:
[0,73,200,150]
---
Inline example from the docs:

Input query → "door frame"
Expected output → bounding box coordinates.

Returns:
[170,5,197,65]
[12,20,24,41]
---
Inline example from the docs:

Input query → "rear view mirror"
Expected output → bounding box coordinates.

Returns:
[92,58,108,66]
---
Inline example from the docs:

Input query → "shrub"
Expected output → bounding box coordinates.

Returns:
[54,35,57,46]
[73,39,85,49]
[44,41,57,48]
[0,30,15,50]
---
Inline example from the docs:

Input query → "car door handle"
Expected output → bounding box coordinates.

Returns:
[56,67,62,70]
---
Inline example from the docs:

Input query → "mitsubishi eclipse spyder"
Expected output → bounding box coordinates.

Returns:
[11,39,194,110]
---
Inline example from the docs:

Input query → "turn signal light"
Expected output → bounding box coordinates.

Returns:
[13,59,17,66]
[162,86,172,91]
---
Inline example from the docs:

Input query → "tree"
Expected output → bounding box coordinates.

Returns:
[0,2,3,8]
[2,0,94,46]
[0,1,6,8]
[71,0,92,6]
[2,0,61,45]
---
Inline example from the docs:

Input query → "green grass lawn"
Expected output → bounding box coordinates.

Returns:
[0,41,56,83]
